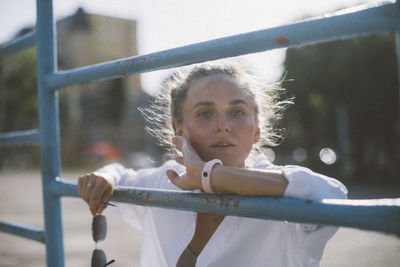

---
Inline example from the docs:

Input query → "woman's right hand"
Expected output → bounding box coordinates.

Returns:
[78,172,115,216]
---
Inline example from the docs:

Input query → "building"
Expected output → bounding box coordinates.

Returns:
[55,8,155,167]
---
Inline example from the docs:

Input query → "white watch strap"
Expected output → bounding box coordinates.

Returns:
[201,159,223,193]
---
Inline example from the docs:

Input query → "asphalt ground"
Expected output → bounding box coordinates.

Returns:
[0,170,399,267]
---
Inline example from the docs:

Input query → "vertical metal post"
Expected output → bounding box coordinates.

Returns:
[36,0,64,266]
[395,1,400,163]
[397,33,400,121]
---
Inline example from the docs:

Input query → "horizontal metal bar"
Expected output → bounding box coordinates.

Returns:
[0,220,45,244]
[46,2,400,90]
[0,30,36,59]
[51,179,400,235]
[0,129,40,147]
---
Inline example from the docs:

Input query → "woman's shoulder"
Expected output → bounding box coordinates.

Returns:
[249,153,280,170]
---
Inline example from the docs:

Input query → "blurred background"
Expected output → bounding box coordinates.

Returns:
[0,0,399,266]
[0,0,399,186]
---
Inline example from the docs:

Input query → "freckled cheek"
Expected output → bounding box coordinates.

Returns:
[235,118,256,135]
[234,119,258,146]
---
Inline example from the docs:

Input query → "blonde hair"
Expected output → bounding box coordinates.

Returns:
[141,60,291,156]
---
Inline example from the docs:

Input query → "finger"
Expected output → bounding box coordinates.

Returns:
[175,156,184,165]
[166,170,181,187]
[97,187,113,214]
[77,175,86,198]
[88,182,105,216]
[172,136,183,152]
[78,174,91,198]
[83,177,96,203]
[88,178,113,215]
[181,137,196,155]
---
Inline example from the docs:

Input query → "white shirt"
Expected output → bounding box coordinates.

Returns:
[97,155,348,267]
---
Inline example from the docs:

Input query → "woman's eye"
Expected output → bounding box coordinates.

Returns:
[198,111,212,118]
[231,110,244,117]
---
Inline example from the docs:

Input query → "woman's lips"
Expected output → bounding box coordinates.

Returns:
[210,142,235,149]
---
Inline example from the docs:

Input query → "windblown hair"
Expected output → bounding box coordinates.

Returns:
[140,60,292,156]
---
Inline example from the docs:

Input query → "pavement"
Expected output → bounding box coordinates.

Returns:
[0,170,399,267]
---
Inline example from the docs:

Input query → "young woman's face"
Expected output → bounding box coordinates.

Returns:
[175,74,260,167]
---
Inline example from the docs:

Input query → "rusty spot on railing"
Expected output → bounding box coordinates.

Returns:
[120,72,127,76]
[140,55,156,61]
[145,192,155,201]
[219,196,233,207]
[275,36,291,46]
[204,196,217,205]
[306,199,313,204]
[234,200,240,207]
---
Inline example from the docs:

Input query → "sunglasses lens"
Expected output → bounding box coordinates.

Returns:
[91,249,106,267]
[92,215,107,242]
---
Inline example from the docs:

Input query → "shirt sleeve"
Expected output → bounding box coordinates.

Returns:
[281,165,348,262]
[282,166,348,200]
[93,162,146,230]
[93,160,184,231]
[93,162,150,188]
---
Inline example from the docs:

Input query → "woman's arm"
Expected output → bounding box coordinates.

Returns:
[210,165,288,196]
[166,136,347,199]
[166,136,288,196]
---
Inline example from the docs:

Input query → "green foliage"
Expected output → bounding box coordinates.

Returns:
[0,48,40,169]
[0,48,38,132]
[280,33,399,183]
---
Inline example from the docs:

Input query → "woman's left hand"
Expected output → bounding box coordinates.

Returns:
[166,136,205,190]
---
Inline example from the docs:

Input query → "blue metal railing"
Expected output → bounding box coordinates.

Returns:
[0,30,36,60]
[0,0,399,266]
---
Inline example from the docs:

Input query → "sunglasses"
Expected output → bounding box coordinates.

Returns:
[91,203,116,267]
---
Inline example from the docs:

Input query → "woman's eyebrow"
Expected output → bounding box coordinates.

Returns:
[192,101,214,109]
[229,99,249,106]
[192,99,248,109]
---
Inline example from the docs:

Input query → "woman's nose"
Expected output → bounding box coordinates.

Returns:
[214,114,230,133]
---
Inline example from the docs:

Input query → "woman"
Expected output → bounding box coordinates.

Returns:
[78,61,347,267]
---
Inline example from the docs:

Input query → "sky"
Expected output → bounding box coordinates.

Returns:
[0,0,389,94]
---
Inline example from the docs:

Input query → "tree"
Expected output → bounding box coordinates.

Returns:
[0,48,40,168]
[280,33,399,184]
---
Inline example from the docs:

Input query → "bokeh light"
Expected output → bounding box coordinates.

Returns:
[292,147,307,162]
[264,148,276,162]
[319,147,337,165]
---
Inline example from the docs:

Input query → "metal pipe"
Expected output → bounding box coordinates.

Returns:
[46,1,400,90]
[0,31,36,59]
[0,129,40,146]
[396,32,400,124]
[50,179,400,236]
[0,221,45,244]
[36,0,64,266]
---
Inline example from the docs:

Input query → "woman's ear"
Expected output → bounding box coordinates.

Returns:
[174,123,183,136]
[253,125,260,144]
